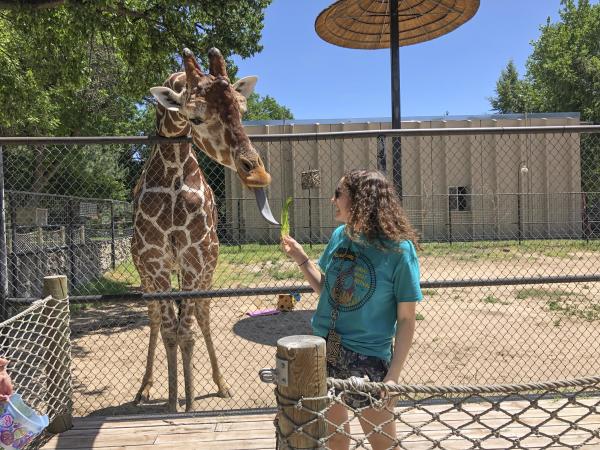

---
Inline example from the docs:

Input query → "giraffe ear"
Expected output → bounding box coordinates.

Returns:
[150,86,184,112]
[233,76,257,99]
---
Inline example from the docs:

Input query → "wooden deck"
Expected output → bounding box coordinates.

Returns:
[41,398,600,450]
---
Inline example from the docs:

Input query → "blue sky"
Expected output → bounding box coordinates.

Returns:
[233,0,570,121]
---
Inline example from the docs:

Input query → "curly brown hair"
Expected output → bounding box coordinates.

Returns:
[340,169,419,250]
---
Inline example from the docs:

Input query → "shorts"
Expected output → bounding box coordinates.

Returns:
[327,344,390,409]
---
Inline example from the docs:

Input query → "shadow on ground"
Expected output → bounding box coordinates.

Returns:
[232,309,314,346]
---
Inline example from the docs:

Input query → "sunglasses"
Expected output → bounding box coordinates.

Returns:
[334,187,343,199]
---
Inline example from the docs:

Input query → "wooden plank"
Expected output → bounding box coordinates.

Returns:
[45,440,276,450]
[41,396,600,449]
[70,412,275,430]
[155,427,275,444]
[95,439,275,450]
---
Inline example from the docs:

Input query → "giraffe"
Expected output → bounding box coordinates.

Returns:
[131,47,272,413]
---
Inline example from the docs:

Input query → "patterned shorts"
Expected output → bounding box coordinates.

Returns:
[327,345,390,409]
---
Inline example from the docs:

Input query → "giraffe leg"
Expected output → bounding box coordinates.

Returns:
[195,300,233,398]
[160,299,180,413]
[135,300,161,404]
[178,299,197,412]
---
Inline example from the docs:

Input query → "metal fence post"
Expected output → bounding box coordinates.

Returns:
[110,201,116,269]
[377,135,386,173]
[447,203,453,245]
[66,199,77,289]
[0,146,8,321]
[275,335,327,449]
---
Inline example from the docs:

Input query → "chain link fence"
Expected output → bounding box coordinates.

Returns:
[0,284,72,448]
[0,123,599,417]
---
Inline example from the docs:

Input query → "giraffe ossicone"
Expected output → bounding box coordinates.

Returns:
[132,47,274,413]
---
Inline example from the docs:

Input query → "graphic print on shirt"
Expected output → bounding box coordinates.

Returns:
[325,247,376,312]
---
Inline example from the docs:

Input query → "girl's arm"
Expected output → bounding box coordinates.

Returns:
[281,235,324,294]
[384,301,417,383]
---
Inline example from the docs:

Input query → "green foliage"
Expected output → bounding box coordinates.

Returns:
[245,92,294,121]
[0,0,279,200]
[488,61,532,114]
[489,0,600,193]
[527,0,600,123]
[490,0,600,121]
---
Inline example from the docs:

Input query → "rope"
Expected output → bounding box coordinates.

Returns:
[274,376,600,449]
[327,375,600,396]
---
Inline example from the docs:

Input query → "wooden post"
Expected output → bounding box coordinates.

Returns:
[42,275,73,434]
[276,335,328,449]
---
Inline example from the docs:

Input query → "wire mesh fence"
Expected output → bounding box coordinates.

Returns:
[277,373,600,449]
[0,286,72,448]
[0,123,599,417]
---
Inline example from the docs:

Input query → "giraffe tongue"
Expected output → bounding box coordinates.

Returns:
[253,187,279,225]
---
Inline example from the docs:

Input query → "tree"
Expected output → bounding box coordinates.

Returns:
[245,93,294,121]
[527,0,600,123]
[0,0,290,200]
[490,0,599,122]
[489,60,535,114]
[489,0,600,195]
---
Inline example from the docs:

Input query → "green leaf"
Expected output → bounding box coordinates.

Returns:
[281,197,293,238]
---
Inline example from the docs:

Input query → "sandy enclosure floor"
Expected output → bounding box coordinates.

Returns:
[69,252,600,417]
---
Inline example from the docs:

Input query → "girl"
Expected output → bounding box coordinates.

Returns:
[281,169,422,450]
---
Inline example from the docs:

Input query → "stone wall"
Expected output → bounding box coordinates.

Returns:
[8,237,132,298]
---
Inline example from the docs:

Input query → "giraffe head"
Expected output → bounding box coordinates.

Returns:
[150,48,272,189]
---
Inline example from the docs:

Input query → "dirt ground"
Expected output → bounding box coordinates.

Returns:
[68,252,600,417]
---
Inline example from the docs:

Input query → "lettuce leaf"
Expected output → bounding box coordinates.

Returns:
[281,197,293,237]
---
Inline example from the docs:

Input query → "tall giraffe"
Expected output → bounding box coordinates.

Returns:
[131,48,272,412]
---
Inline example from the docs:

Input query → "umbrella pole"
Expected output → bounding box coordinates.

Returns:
[390,0,402,199]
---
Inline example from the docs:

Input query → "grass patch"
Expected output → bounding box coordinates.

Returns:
[419,239,600,261]
[416,313,425,321]
[70,277,131,314]
[269,267,305,281]
[516,288,575,300]
[421,289,437,296]
[482,295,510,305]
[546,299,600,321]
[514,287,599,321]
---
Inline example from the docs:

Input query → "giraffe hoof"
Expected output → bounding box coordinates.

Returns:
[134,389,150,405]
[185,402,196,413]
[218,387,233,398]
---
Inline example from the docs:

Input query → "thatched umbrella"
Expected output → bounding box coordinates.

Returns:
[315,0,479,195]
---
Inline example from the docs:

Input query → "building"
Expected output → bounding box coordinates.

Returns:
[223,114,582,243]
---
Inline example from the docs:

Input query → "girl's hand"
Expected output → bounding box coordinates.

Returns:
[281,235,308,265]
[379,378,397,410]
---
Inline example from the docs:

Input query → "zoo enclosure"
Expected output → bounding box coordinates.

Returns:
[0,124,599,417]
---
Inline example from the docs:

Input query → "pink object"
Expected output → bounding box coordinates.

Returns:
[0,359,13,403]
[247,308,280,317]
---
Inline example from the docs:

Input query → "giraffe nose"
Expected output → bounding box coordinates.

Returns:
[246,167,271,187]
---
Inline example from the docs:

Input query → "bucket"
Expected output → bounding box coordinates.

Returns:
[0,394,49,450]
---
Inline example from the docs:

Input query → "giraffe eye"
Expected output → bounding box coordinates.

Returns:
[190,117,204,126]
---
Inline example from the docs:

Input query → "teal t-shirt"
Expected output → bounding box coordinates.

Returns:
[313,225,422,361]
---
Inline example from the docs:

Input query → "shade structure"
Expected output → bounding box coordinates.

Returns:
[315,0,479,197]
[315,0,480,49]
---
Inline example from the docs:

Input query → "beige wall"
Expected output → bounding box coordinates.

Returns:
[225,117,582,243]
